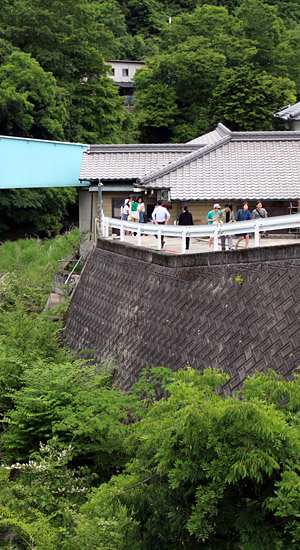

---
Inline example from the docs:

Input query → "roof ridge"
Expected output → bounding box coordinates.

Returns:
[139,134,231,185]
[87,143,201,153]
[231,130,300,140]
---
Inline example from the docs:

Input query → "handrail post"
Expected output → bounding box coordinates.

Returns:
[213,226,218,251]
[94,217,97,243]
[254,223,260,247]
[181,228,186,253]
[157,227,162,250]
[104,218,109,238]
[137,225,141,246]
[120,222,124,242]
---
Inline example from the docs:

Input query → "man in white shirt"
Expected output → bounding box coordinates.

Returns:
[152,199,170,248]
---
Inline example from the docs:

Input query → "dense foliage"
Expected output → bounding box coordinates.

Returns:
[1,0,300,234]
[0,235,299,548]
[0,187,78,237]
[0,0,300,144]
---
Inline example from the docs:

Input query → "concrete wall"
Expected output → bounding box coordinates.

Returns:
[64,239,300,394]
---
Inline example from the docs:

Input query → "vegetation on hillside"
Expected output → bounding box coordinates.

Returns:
[1,1,300,234]
[0,235,299,548]
[0,0,300,144]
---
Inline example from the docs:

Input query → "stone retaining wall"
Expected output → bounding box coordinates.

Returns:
[63,239,300,394]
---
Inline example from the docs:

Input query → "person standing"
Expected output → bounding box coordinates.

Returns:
[152,199,170,249]
[128,196,139,223]
[252,201,268,240]
[218,203,234,251]
[178,205,194,250]
[121,198,130,221]
[121,198,130,235]
[206,204,221,250]
[235,201,252,249]
[138,196,146,223]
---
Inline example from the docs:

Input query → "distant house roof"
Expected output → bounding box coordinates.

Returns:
[138,124,300,200]
[107,60,146,65]
[274,102,300,121]
[79,143,202,182]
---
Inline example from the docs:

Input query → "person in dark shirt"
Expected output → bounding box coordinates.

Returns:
[235,201,252,249]
[178,205,194,250]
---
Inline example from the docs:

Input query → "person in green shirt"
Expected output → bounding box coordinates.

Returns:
[207,204,221,250]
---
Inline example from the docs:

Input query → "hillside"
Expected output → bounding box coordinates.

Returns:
[0,0,299,144]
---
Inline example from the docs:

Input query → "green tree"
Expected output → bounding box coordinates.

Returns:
[76,368,300,549]
[0,51,67,139]
[134,35,226,141]
[0,187,77,236]
[236,0,287,73]
[0,0,132,142]
[209,65,296,130]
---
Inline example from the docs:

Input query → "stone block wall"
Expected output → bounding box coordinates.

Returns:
[63,239,300,394]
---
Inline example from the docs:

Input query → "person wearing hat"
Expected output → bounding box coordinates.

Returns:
[206,204,221,250]
[218,203,235,250]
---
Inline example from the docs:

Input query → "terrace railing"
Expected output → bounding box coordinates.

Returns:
[101,213,300,253]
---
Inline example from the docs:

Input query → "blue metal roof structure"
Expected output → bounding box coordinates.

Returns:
[0,135,88,189]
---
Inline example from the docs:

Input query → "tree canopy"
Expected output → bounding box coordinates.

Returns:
[1,0,300,144]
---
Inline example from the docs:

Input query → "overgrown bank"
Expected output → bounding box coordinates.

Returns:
[0,234,299,549]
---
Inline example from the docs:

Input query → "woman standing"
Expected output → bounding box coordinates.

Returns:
[121,198,130,221]
[235,201,252,249]
[138,196,146,223]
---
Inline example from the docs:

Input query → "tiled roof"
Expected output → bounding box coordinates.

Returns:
[79,144,201,181]
[139,128,300,200]
[187,122,230,145]
[274,102,300,120]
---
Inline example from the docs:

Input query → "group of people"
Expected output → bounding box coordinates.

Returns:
[206,201,268,250]
[121,196,147,224]
[120,196,268,251]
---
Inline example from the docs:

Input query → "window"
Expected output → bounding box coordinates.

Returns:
[111,68,115,75]
[122,68,129,77]
[112,199,124,218]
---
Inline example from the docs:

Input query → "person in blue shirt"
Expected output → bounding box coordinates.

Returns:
[235,201,252,249]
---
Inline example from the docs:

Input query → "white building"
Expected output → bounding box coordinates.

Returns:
[106,60,146,107]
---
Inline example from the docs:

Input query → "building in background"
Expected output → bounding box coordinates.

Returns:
[274,102,300,131]
[106,60,146,109]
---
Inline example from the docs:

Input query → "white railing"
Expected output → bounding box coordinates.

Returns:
[102,214,300,253]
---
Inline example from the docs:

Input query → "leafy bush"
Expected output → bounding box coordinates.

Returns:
[76,368,300,550]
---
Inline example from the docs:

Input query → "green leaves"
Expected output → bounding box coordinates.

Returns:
[0,51,67,139]
[80,367,300,549]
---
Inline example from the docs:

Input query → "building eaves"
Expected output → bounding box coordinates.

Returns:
[114,81,134,88]
[107,59,146,64]
[274,102,300,120]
